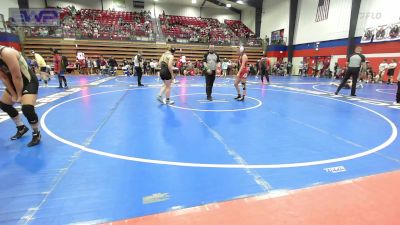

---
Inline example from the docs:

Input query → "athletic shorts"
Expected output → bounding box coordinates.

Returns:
[40,67,47,72]
[5,69,39,96]
[387,69,395,76]
[160,66,172,81]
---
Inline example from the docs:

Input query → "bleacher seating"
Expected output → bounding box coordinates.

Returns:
[23,38,263,67]
[27,7,154,40]
[19,7,261,46]
[224,20,254,38]
[160,15,237,45]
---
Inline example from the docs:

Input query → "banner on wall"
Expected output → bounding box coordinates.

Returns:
[361,27,375,43]
[271,29,285,45]
[8,8,60,27]
[361,22,400,43]
[386,22,400,41]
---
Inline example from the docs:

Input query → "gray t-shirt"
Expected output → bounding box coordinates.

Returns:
[348,53,366,68]
[203,52,220,71]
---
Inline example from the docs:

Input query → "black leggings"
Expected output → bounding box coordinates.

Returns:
[58,75,67,87]
[135,66,143,85]
[396,81,400,103]
[336,67,360,96]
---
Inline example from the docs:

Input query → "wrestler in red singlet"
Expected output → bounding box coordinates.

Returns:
[234,46,248,101]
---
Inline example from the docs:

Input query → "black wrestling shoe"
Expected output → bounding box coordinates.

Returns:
[207,96,213,101]
[234,94,241,100]
[237,96,245,101]
[27,131,41,147]
[10,125,29,140]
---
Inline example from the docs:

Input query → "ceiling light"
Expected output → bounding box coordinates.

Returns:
[237,0,244,4]
[226,3,231,7]
[192,0,197,3]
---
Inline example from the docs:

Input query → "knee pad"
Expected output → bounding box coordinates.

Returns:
[242,82,246,90]
[22,105,38,124]
[0,101,19,118]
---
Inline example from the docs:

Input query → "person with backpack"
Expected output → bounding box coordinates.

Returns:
[258,52,270,84]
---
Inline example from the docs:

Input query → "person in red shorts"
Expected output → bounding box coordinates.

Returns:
[234,46,249,101]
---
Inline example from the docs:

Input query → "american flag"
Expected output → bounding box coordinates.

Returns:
[315,0,330,22]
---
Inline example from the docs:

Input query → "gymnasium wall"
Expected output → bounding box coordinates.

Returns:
[293,0,400,44]
[146,3,200,18]
[294,0,351,45]
[241,7,256,32]
[26,0,240,22]
[202,7,239,23]
[260,0,399,80]
[356,0,400,36]
[0,32,21,51]
[0,0,19,19]
[260,0,290,40]
[289,38,400,81]
[145,3,240,22]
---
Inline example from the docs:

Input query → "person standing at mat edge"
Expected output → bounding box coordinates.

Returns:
[31,50,49,87]
[387,59,397,85]
[52,49,68,88]
[203,45,220,101]
[0,46,41,147]
[134,51,144,86]
[157,47,176,105]
[335,46,366,96]
[258,51,270,85]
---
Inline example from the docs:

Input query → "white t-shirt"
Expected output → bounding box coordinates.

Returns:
[388,62,397,70]
[134,55,141,67]
[379,62,388,72]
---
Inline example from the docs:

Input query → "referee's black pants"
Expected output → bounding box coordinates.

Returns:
[135,66,143,85]
[205,70,216,98]
[396,81,400,103]
[336,67,360,96]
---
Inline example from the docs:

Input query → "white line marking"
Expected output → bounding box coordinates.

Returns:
[376,88,396,95]
[0,77,115,123]
[312,84,394,103]
[40,87,398,168]
[192,113,272,191]
[168,93,262,112]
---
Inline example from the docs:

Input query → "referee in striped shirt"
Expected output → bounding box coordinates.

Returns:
[335,46,366,96]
